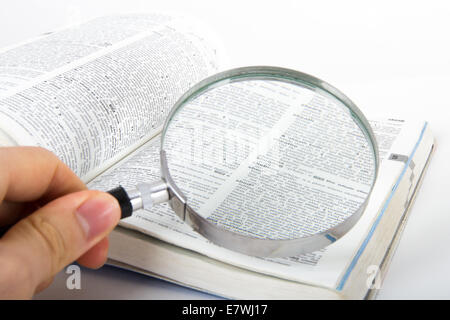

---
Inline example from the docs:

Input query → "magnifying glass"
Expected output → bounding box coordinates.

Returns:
[107,66,379,258]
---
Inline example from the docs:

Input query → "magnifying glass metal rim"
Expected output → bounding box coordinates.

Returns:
[158,66,379,257]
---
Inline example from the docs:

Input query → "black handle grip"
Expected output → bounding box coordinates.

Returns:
[107,186,133,219]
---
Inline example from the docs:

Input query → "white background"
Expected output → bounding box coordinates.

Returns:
[2,0,450,299]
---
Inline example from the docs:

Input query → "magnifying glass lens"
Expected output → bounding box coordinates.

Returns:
[162,78,376,241]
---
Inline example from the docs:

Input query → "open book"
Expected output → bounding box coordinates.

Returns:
[0,14,434,299]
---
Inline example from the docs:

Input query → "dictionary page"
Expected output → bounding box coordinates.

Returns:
[88,114,425,288]
[162,80,375,241]
[0,14,224,181]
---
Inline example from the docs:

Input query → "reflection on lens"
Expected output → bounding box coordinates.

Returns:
[163,79,376,240]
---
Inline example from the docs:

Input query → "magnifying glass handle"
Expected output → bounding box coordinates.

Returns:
[107,186,134,219]
[107,181,169,219]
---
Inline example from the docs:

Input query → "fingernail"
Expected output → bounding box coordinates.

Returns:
[75,194,119,240]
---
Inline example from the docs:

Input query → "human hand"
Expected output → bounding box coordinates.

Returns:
[0,147,121,299]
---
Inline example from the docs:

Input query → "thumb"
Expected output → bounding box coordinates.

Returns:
[0,190,120,298]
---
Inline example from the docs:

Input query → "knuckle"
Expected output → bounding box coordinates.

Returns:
[34,146,53,155]
[23,215,68,274]
[33,147,59,162]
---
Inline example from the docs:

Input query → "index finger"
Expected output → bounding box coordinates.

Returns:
[0,146,86,204]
